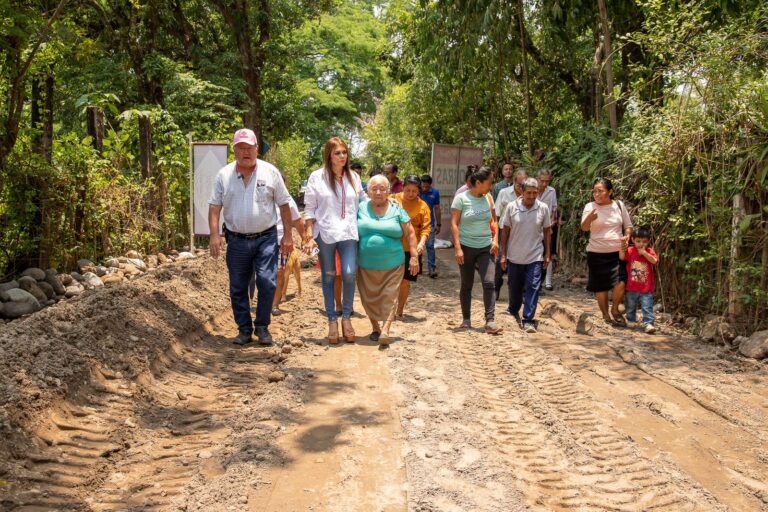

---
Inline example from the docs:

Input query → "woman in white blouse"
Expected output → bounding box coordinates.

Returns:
[303,137,366,344]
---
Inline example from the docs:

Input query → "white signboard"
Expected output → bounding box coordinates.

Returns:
[430,143,483,239]
[191,143,228,235]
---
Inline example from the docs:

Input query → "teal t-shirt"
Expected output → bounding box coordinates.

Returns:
[358,199,411,270]
[451,191,493,248]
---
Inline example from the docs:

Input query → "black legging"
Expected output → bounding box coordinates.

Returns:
[458,244,496,323]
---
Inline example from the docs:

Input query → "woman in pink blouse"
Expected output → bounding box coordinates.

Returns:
[581,178,633,325]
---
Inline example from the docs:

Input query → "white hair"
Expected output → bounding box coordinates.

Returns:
[368,174,390,189]
[522,177,539,190]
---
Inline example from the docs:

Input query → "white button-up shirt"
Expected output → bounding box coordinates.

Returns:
[208,160,291,234]
[303,168,366,243]
[495,185,520,228]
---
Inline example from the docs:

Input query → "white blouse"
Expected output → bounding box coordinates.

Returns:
[303,168,366,243]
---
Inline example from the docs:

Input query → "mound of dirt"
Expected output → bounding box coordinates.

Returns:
[0,257,230,471]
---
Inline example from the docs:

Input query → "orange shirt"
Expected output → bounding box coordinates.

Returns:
[393,192,432,252]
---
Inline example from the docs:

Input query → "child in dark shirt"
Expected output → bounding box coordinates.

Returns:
[620,226,659,334]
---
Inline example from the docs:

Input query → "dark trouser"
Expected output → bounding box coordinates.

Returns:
[226,229,278,334]
[458,244,496,323]
[494,252,504,297]
[507,261,543,322]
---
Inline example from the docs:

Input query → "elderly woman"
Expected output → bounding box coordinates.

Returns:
[451,166,503,334]
[357,175,419,345]
[581,177,633,325]
[393,174,431,321]
[303,137,366,344]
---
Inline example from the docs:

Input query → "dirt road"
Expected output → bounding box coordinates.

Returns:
[1,250,767,511]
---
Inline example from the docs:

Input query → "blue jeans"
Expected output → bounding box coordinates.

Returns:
[425,230,436,272]
[226,230,278,334]
[625,291,654,325]
[507,261,543,322]
[317,237,357,321]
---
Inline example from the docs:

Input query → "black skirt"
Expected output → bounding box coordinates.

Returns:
[586,251,627,292]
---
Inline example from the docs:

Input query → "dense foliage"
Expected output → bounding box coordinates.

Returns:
[0,0,387,272]
[363,0,767,329]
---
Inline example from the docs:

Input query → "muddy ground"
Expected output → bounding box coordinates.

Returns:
[0,248,766,511]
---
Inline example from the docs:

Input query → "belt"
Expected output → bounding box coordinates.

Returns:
[225,225,276,240]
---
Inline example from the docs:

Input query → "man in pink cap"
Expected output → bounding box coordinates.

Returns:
[208,128,294,346]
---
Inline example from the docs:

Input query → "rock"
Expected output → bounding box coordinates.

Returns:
[20,268,46,281]
[739,330,768,360]
[35,281,56,299]
[238,496,248,505]
[45,269,66,295]
[105,257,120,268]
[70,272,84,282]
[5,288,41,309]
[177,251,196,261]
[18,277,48,304]
[124,418,137,428]
[700,316,734,343]
[655,313,673,325]
[1,300,41,318]
[77,259,95,272]
[94,266,108,277]
[176,391,188,400]
[59,273,73,286]
[157,253,168,264]
[120,263,142,276]
[125,258,147,271]
[281,346,292,354]
[267,371,285,383]
[100,272,124,285]
[0,291,9,302]
[81,272,104,289]
[125,250,142,259]
[0,280,19,293]
[146,255,158,268]
[198,450,213,459]
[64,285,83,298]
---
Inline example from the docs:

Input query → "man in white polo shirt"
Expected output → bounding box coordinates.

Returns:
[499,177,551,333]
[208,128,294,346]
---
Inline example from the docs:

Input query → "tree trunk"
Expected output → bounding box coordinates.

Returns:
[86,106,105,155]
[597,0,618,138]
[591,35,603,124]
[516,0,533,155]
[728,192,745,319]
[217,0,270,144]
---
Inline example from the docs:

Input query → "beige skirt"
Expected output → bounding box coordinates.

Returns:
[357,266,403,322]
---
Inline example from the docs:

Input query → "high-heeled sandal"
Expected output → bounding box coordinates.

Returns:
[328,320,339,344]
[341,318,356,343]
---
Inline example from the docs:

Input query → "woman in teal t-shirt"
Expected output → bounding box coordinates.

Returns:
[358,175,419,344]
[450,166,503,334]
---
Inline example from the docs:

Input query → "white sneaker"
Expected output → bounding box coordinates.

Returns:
[644,324,657,334]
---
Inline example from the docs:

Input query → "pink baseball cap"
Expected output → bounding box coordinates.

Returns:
[233,128,258,146]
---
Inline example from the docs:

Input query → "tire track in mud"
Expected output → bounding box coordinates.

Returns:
[449,329,721,511]
[6,319,280,511]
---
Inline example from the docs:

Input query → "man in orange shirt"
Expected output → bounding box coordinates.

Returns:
[392,174,431,320]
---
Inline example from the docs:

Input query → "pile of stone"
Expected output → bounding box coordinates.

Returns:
[0,249,203,320]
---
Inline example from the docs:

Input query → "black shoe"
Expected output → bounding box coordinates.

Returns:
[233,332,253,346]
[255,326,273,345]
[428,271,438,278]
[369,331,381,342]
[508,311,522,327]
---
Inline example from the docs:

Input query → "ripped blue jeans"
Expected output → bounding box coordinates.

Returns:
[316,237,357,321]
